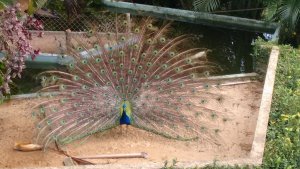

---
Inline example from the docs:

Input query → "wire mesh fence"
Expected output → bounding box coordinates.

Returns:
[33,12,117,32]
[30,9,133,54]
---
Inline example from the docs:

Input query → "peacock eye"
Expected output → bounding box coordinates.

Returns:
[169,52,175,57]
[134,28,140,33]
[175,67,182,73]
[204,71,210,77]
[147,39,152,44]
[81,59,88,64]
[147,24,153,29]
[51,76,57,81]
[40,76,47,81]
[185,58,192,64]
[162,64,168,69]
[94,44,100,49]
[141,74,147,79]
[141,53,147,58]
[160,37,166,43]
[75,75,81,80]
[133,44,139,49]
[95,58,102,63]
[146,62,152,67]
[137,65,143,70]
[69,63,74,69]
[100,69,105,74]
[86,73,92,78]
[110,58,115,64]
[119,51,125,56]
[131,58,136,63]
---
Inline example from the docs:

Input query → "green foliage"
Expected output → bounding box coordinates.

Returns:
[252,38,276,78]
[0,0,16,9]
[193,0,220,12]
[28,0,48,14]
[253,40,300,169]
[161,158,178,169]
[274,0,300,30]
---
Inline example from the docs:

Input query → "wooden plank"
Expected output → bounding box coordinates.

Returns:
[250,46,280,162]
[99,0,278,33]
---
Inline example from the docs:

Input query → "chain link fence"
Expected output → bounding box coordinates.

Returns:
[30,8,133,54]
[33,12,117,32]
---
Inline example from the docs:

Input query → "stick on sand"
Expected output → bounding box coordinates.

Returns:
[75,152,148,159]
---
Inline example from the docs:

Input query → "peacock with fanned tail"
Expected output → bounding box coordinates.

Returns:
[32,16,229,148]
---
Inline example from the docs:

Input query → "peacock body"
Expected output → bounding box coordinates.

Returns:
[32,16,228,148]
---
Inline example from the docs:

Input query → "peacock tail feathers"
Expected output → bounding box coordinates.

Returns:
[32,16,230,148]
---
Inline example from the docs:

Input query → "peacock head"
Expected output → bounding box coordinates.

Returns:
[123,104,127,109]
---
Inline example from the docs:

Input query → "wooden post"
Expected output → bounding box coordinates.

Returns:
[65,29,72,54]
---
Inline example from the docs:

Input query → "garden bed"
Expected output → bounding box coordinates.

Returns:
[0,80,263,168]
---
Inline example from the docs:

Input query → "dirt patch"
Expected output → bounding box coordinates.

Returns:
[0,82,263,168]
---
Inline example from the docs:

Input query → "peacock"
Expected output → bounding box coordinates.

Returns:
[32,16,229,149]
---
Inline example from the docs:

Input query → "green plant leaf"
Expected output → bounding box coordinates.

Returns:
[193,0,220,12]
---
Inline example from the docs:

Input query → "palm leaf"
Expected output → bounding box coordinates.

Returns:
[193,0,220,12]
[277,0,300,29]
[0,0,16,10]
[28,0,48,14]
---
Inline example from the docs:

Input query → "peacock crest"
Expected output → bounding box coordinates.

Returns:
[32,16,229,148]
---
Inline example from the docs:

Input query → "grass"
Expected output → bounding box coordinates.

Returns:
[259,41,300,169]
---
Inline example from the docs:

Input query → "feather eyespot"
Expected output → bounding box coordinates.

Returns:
[69,63,74,69]
[109,59,115,64]
[162,64,168,69]
[169,52,175,57]
[134,28,140,33]
[160,37,166,43]
[95,58,102,63]
[81,59,88,64]
[59,84,66,91]
[147,24,153,29]
[141,53,147,58]
[86,73,92,78]
[73,75,80,81]
[138,65,143,70]
[146,62,152,67]
[142,74,147,79]
[119,51,125,56]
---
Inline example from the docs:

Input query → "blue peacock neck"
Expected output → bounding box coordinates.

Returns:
[119,100,132,125]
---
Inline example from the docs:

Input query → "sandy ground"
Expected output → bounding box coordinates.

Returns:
[9,2,266,167]
[0,82,263,168]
